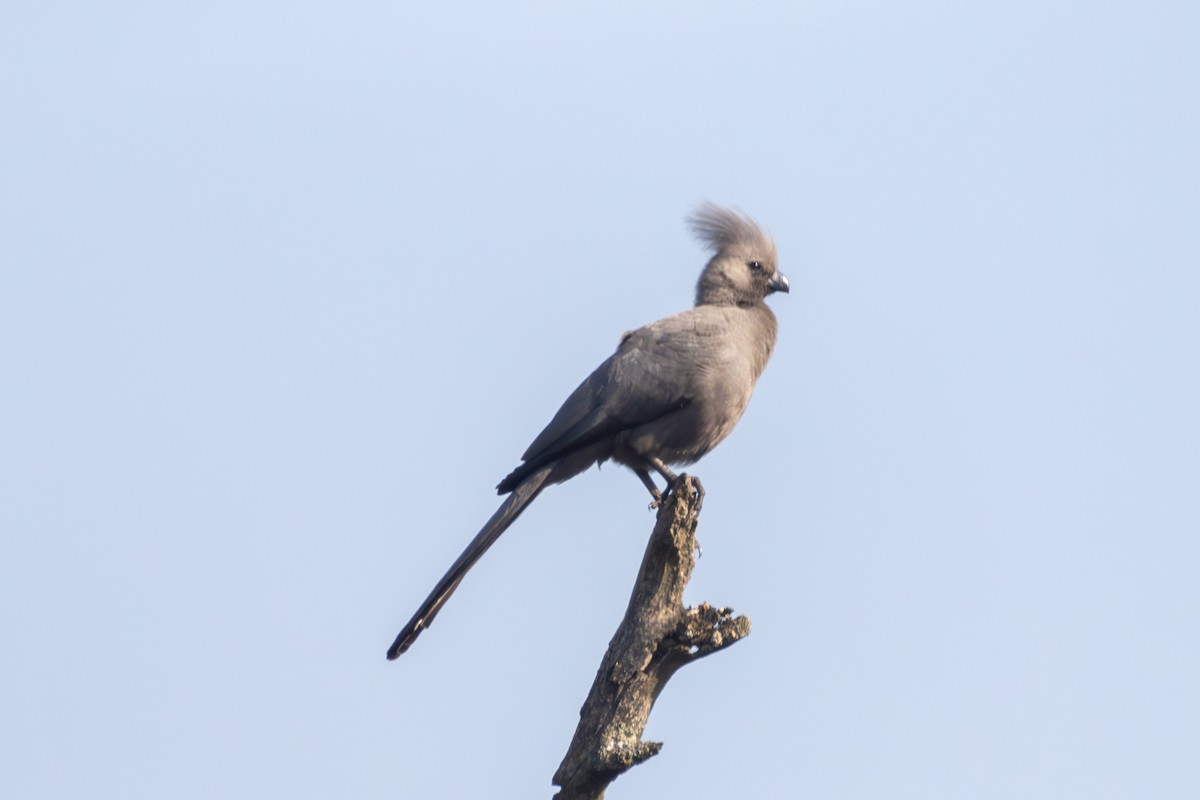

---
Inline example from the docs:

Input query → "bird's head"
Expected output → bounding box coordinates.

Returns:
[689,203,789,307]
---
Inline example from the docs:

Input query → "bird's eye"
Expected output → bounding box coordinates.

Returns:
[748,261,762,271]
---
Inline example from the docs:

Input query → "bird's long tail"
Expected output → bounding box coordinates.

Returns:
[386,466,552,659]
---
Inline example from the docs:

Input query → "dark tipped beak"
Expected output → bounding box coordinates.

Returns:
[768,272,790,294]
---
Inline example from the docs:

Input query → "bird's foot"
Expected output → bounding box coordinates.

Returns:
[670,473,703,498]
[656,473,705,511]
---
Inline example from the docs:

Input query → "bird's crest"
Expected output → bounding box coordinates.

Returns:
[687,202,776,260]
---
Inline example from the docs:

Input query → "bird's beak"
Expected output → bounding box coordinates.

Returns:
[768,272,790,295]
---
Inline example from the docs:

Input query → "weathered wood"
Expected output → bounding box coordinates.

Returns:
[553,476,752,799]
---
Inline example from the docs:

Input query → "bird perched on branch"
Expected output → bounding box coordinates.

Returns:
[387,204,788,659]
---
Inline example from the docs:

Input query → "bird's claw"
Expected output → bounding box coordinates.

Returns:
[691,476,705,509]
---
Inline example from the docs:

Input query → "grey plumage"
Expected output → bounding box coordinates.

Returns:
[387,204,788,659]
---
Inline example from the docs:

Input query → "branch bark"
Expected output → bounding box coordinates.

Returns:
[552,475,752,799]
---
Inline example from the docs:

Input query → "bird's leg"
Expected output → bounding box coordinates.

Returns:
[633,468,664,509]
[647,456,678,487]
[648,457,683,500]
[646,457,704,510]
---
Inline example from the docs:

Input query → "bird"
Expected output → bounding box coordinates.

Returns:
[387,203,788,659]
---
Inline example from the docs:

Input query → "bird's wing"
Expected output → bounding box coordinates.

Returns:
[518,311,721,468]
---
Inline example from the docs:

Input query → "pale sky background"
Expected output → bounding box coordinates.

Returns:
[3,2,1198,798]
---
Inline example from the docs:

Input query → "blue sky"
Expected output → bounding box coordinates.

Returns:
[3,2,1198,798]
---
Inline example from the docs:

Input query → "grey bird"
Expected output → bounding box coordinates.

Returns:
[387,204,788,659]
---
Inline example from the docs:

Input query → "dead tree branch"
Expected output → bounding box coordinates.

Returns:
[552,475,752,799]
